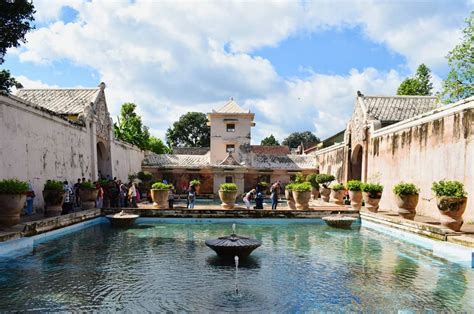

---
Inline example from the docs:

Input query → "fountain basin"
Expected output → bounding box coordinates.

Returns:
[322,215,357,229]
[106,212,139,227]
[205,234,262,258]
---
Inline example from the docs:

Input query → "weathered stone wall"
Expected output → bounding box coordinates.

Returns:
[368,97,474,222]
[0,96,93,210]
[313,143,346,183]
[110,140,144,182]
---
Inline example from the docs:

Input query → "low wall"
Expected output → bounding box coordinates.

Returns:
[111,140,144,182]
[313,143,346,182]
[368,97,474,222]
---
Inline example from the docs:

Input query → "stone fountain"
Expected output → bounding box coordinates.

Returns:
[205,224,262,259]
[322,214,357,229]
[106,210,139,227]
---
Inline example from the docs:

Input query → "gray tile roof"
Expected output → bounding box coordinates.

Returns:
[252,154,317,170]
[15,88,100,115]
[361,96,439,122]
[143,152,211,168]
[212,99,249,114]
[172,147,210,155]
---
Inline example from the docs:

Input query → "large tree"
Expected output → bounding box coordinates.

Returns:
[397,64,433,96]
[113,103,151,150]
[440,12,474,103]
[166,112,210,147]
[282,131,320,149]
[148,136,170,154]
[0,69,23,93]
[260,134,279,146]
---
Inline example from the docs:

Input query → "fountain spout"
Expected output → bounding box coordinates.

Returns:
[234,255,239,295]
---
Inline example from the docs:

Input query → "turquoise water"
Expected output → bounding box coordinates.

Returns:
[0,220,473,312]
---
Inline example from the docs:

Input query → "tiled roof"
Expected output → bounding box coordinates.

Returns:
[15,88,100,115]
[251,145,290,155]
[172,147,210,155]
[361,96,439,122]
[252,154,317,170]
[213,99,249,114]
[218,153,242,167]
[142,152,211,168]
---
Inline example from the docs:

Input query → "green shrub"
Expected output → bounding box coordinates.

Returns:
[220,183,237,191]
[393,182,419,196]
[316,174,335,187]
[99,179,110,186]
[294,172,306,184]
[362,183,384,197]
[152,182,173,190]
[346,180,363,191]
[80,182,96,189]
[285,183,295,191]
[258,181,269,187]
[44,180,63,190]
[190,179,201,186]
[291,182,312,192]
[331,183,345,191]
[137,171,153,182]
[306,173,319,188]
[0,179,29,194]
[432,180,467,198]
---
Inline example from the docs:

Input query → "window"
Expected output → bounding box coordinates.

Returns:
[226,144,235,153]
[225,176,233,183]
[226,123,235,132]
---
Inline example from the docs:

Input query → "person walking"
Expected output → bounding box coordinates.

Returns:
[270,181,281,210]
[25,180,35,215]
[62,181,74,214]
[128,183,138,208]
[243,189,256,209]
[95,182,104,209]
[168,186,175,209]
[187,184,196,209]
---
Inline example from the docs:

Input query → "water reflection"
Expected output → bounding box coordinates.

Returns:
[206,255,260,269]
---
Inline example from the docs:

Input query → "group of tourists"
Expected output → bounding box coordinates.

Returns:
[242,181,282,210]
[90,177,141,209]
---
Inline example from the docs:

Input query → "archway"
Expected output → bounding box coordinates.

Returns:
[97,141,110,179]
[350,144,363,181]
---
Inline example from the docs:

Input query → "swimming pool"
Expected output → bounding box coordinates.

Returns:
[0,218,472,311]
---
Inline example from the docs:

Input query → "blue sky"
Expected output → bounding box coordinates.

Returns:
[4,1,472,142]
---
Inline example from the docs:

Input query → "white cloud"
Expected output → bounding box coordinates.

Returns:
[12,76,59,91]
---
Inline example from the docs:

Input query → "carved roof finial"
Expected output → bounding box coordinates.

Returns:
[357,90,363,97]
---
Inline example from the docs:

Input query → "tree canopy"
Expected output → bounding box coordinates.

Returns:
[148,136,170,154]
[282,131,320,149]
[440,12,474,103]
[260,134,279,146]
[114,103,151,150]
[396,64,433,96]
[0,69,23,93]
[166,112,210,147]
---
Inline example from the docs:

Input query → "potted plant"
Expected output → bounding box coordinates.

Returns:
[432,180,468,231]
[362,183,383,213]
[330,183,345,205]
[79,181,98,210]
[219,183,238,209]
[0,179,29,227]
[190,179,201,194]
[291,182,312,210]
[346,180,363,210]
[316,174,335,202]
[285,183,296,210]
[393,182,419,220]
[43,180,65,217]
[151,182,172,209]
[257,181,269,194]
[306,173,320,200]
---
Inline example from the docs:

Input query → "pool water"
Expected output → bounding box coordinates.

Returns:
[0,220,473,312]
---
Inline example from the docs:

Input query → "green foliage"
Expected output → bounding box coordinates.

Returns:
[431,180,467,198]
[441,12,474,103]
[80,182,95,189]
[0,0,35,64]
[346,180,363,191]
[0,69,23,94]
[294,172,306,184]
[362,183,384,197]
[44,180,63,190]
[282,131,320,149]
[190,179,201,186]
[219,183,237,191]
[0,178,28,194]
[291,182,312,192]
[331,183,345,191]
[285,183,294,190]
[152,182,173,190]
[148,136,170,154]
[315,173,335,186]
[113,103,151,150]
[393,182,419,196]
[397,64,433,96]
[166,112,210,147]
[128,173,138,183]
[137,171,153,182]
[258,181,268,187]
[306,173,319,188]
[260,134,280,146]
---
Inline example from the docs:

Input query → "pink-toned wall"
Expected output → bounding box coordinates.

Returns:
[368,98,474,222]
[313,144,346,183]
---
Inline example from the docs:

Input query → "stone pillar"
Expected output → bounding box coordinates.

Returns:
[90,120,98,181]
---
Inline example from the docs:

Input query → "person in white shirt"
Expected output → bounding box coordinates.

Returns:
[243,189,256,209]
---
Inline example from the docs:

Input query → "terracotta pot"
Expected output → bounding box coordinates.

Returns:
[285,189,296,210]
[349,190,363,210]
[320,187,331,202]
[363,192,382,213]
[151,189,169,209]
[311,187,320,200]
[292,190,311,210]
[330,189,345,205]
[436,196,467,231]
[79,188,98,210]
[395,194,419,220]
[219,190,237,209]
[0,193,27,227]
[43,189,65,217]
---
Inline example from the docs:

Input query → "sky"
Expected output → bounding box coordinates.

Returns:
[3,0,473,144]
